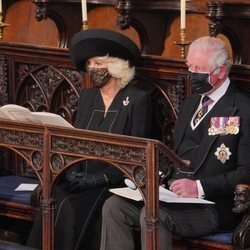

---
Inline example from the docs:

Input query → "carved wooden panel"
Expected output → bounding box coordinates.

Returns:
[12,64,82,176]
[15,63,82,122]
[0,56,9,106]
[134,74,186,149]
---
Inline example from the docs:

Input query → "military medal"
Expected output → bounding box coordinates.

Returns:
[214,143,232,164]
[227,116,240,135]
[208,116,240,136]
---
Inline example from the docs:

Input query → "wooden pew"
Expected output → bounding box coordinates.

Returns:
[0,42,250,249]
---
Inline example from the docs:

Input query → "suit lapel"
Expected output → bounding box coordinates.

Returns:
[193,85,238,172]
[174,95,200,151]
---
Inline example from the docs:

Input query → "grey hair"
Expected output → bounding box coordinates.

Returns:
[92,55,135,88]
[188,36,232,72]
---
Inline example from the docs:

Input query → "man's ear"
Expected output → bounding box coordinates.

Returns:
[217,65,228,79]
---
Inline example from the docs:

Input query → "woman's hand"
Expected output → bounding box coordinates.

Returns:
[67,171,108,193]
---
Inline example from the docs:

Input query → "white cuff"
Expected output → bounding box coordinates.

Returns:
[196,180,205,199]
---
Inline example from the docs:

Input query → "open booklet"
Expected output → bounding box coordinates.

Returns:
[0,104,74,128]
[109,186,215,204]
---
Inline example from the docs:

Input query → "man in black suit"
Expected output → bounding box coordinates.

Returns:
[99,36,250,250]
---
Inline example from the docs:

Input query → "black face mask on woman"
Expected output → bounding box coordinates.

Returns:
[88,67,112,88]
[188,71,214,95]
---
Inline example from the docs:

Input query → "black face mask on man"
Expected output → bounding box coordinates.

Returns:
[188,71,215,95]
[88,67,112,88]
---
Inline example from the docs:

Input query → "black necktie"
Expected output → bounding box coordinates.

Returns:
[193,96,213,125]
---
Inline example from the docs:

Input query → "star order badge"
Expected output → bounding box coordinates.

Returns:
[214,143,232,164]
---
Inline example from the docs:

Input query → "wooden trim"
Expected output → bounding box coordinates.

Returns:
[0,200,37,222]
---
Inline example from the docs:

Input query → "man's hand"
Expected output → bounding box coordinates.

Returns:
[67,171,108,193]
[169,178,198,198]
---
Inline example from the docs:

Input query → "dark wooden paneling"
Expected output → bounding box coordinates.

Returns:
[2,1,250,63]
[3,1,60,47]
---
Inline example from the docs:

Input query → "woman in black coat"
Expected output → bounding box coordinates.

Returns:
[27,28,152,250]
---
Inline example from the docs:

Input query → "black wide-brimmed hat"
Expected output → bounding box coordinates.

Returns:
[69,28,141,71]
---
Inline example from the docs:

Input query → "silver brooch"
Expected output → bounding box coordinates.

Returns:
[123,96,130,106]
